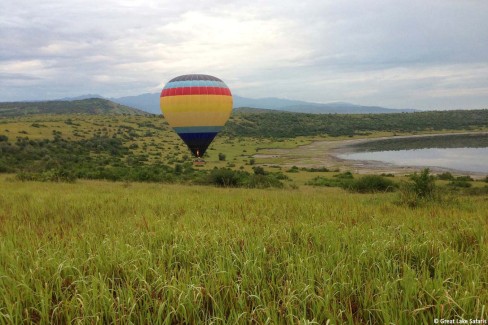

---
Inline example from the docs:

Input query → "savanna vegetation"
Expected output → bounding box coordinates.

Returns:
[0,101,487,323]
[1,177,487,324]
[226,109,488,138]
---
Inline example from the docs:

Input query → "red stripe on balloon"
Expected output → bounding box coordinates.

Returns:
[161,87,231,97]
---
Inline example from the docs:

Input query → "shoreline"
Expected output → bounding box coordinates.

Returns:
[256,132,488,177]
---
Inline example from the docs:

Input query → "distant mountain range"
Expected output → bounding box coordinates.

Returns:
[231,96,417,114]
[107,93,417,114]
[1,93,417,116]
[109,93,161,114]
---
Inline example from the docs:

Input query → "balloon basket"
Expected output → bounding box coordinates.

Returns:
[193,158,206,167]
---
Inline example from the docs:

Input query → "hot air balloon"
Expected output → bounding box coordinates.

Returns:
[160,74,233,160]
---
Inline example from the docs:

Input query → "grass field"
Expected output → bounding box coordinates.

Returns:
[1,176,486,324]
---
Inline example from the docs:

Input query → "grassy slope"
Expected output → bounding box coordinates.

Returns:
[0,114,313,175]
[0,98,145,117]
[0,177,486,323]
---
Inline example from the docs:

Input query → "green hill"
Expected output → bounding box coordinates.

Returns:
[0,98,146,117]
[225,109,488,138]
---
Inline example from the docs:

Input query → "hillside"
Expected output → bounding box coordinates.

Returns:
[225,109,488,138]
[0,98,145,117]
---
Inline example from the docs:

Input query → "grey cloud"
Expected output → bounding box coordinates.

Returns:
[0,0,487,109]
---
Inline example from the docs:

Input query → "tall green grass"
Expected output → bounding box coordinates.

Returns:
[0,177,486,324]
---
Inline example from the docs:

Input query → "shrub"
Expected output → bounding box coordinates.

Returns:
[334,171,354,179]
[286,166,299,173]
[437,172,454,180]
[252,166,266,175]
[245,174,283,189]
[302,167,329,172]
[410,168,436,199]
[208,168,243,187]
[347,175,396,193]
[273,172,289,180]
[218,153,226,161]
[448,180,472,188]
[206,168,284,188]
[398,169,438,207]
[455,175,473,182]
[306,176,351,188]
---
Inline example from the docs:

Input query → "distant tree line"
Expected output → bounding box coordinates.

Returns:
[348,133,488,151]
[223,109,488,138]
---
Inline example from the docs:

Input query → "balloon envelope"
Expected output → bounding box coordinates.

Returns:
[160,74,233,158]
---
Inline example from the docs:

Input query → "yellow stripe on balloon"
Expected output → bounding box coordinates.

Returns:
[164,111,232,127]
[160,95,232,114]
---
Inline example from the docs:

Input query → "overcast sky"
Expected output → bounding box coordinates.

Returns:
[1,0,487,109]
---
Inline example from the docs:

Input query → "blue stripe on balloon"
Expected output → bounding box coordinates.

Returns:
[178,132,218,141]
[174,126,223,133]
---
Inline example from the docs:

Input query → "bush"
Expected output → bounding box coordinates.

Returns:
[448,180,472,188]
[273,172,289,180]
[455,175,473,182]
[437,172,454,180]
[347,175,396,193]
[218,153,226,161]
[306,176,352,188]
[301,167,329,172]
[245,174,283,189]
[206,168,284,188]
[334,171,354,179]
[398,169,438,207]
[252,166,266,175]
[410,168,436,199]
[208,168,244,187]
[286,166,299,173]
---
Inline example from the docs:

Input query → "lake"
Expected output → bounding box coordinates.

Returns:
[338,134,488,173]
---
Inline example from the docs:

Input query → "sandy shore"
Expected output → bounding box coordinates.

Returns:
[255,132,488,177]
